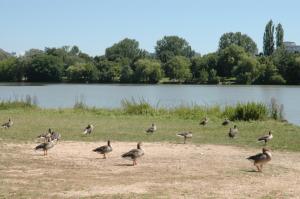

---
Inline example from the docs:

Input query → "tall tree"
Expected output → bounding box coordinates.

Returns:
[263,20,275,56]
[105,38,144,63]
[276,23,284,48]
[219,32,258,55]
[155,36,195,63]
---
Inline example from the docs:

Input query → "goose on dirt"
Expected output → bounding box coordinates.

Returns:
[247,148,272,172]
[34,137,55,156]
[121,142,144,166]
[93,140,113,159]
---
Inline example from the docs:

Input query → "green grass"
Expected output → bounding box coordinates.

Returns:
[0,106,299,152]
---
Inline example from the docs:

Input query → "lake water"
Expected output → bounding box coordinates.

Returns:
[0,83,299,125]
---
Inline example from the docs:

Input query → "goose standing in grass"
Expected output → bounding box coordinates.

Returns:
[199,117,209,126]
[83,124,94,135]
[34,137,55,156]
[50,130,61,142]
[146,123,157,134]
[36,128,52,142]
[93,140,113,159]
[1,118,13,129]
[258,131,273,145]
[121,142,144,166]
[177,132,193,144]
[247,148,272,172]
[222,118,230,126]
[228,125,238,138]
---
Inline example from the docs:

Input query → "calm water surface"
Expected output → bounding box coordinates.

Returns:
[0,83,299,125]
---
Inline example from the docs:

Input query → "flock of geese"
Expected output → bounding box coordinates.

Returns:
[1,117,274,170]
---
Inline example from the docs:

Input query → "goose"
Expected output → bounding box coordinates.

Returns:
[2,118,13,129]
[199,117,209,126]
[258,131,273,144]
[36,128,52,142]
[83,124,94,135]
[146,123,157,134]
[176,132,193,144]
[228,125,238,138]
[93,140,113,159]
[121,142,144,166]
[50,130,61,142]
[247,148,272,172]
[34,137,55,156]
[222,118,230,126]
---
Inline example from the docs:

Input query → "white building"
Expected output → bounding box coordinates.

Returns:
[283,41,300,53]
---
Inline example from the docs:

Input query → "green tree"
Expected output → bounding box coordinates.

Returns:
[94,57,120,82]
[191,53,218,83]
[0,49,12,61]
[256,57,286,84]
[0,57,24,81]
[120,65,134,83]
[105,38,144,63]
[263,20,275,56]
[164,56,192,82]
[66,63,99,82]
[25,54,64,82]
[217,45,246,77]
[284,56,300,84]
[133,59,163,83]
[232,55,261,84]
[155,36,195,63]
[219,32,258,55]
[276,23,284,48]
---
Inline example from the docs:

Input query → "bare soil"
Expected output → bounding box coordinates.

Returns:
[0,141,300,198]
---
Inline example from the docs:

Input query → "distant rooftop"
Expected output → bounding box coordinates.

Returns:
[284,41,300,53]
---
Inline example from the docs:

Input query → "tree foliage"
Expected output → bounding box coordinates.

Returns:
[25,54,64,82]
[263,20,275,56]
[155,36,195,63]
[219,32,258,55]
[276,23,284,48]
[164,56,192,81]
[133,59,163,83]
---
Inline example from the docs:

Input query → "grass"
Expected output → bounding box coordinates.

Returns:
[0,103,299,151]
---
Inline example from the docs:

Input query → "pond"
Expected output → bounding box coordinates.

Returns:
[0,83,299,125]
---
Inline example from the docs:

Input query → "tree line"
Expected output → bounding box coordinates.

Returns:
[0,20,300,84]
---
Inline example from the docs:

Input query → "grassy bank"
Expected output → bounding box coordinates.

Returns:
[0,100,299,151]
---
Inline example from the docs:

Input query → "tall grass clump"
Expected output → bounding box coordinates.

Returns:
[121,98,156,115]
[223,102,268,121]
[169,104,221,120]
[73,95,88,109]
[0,95,38,109]
[269,98,285,120]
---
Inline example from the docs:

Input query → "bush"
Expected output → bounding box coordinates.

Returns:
[223,102,268,121]
[121,98,156,115]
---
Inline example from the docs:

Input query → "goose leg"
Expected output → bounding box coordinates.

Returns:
[256,165,260,172]
[103,154,106,159]
[184,137,186,144]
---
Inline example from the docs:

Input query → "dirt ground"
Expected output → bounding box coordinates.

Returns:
[0,141,300,199]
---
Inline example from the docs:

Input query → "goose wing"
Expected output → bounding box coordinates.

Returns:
[35,143,47,150]
[247,153,267,162]
[122,149,143,160]
[93,145,112,153]
[258,135,268,141]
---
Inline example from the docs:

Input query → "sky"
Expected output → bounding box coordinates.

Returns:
[1,0,300,56]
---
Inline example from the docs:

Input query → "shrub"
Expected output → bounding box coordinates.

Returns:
[223,102,268,121]
[121,98,156,115]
